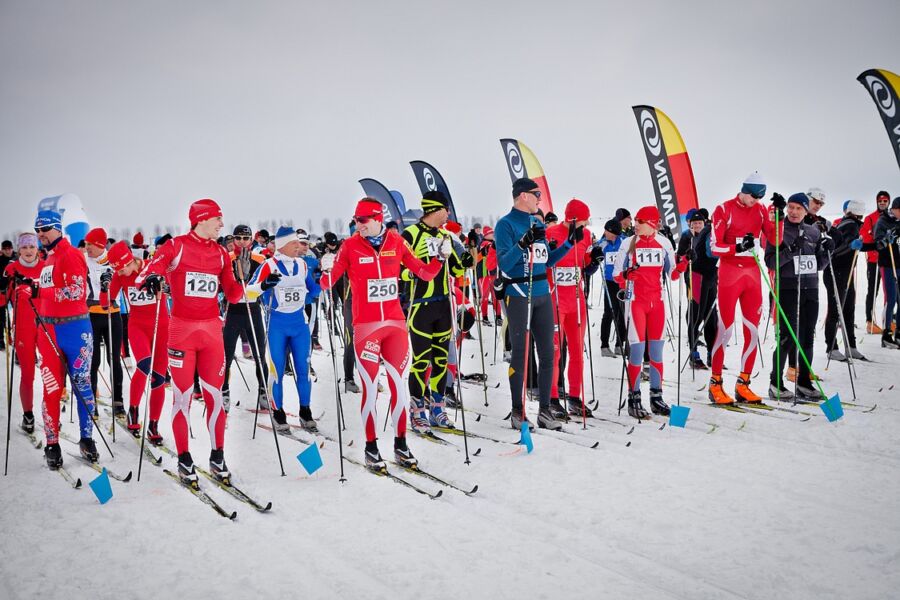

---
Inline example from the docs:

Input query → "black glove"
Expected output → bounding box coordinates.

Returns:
[140,274,163,296]
[770,193,786,210]
[548,239,559,251]
[683,248,697,262]
[589,246,605,263]
[467,230,479,248]
[260,272,282,291]
[735,233,755,253]
[461,251,475,269]
[818,235,835,254]
[100,269,113,292]
[517,225,545,249]
[621,265,640,280]
[14,274,38,298]
[567,221,584,244]
[0,274,8,291]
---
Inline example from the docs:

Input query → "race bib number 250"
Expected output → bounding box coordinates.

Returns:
[367,277,398,303]
[184,271,218,298]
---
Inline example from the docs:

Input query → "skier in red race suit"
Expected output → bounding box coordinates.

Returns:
[320,197,443,472]
[136,199,244,485]
[708,172,786,404]
[546,198,599,418]
[1,233,44,435]
[613,206,688,419]
[106,240,170,446]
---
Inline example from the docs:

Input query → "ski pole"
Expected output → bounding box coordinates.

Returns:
[106,288,116,443]
[444,252,470,464]
[136,294,163,481]
[468,266,490,407]
[677,266,682,407]
[4,300,18,475]
[26,296,114,458]
[825,254,857,398]
[236,261,285,477]
[583,273,596,408]
[325,286,346,482]
[519,249,535,425]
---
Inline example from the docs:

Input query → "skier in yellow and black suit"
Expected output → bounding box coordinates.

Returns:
[402,191,474,432]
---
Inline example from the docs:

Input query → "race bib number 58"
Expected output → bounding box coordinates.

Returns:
[367,277,398,303]
[184,271,218,298]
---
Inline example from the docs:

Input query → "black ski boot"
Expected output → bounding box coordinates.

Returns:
[510,411,534,432]
[537,407,563,431]
[272,407,290,433]
[21,411,35,434]
[365,440,386,472]
[44,443,63,470]
[79,437,99,463]
[298,405,319,433]
[444,387,460,409]
[548,398,569,420]
[209,448,231,484]
[177,451,198,487]
[566,396,593,418]
[394,437,418,469]
[127,406,141,437]
[649,388,670,416]
[112,401,126,417]
[147,420,164,446]
[627,391,649,420]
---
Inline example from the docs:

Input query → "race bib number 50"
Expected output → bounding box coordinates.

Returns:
[793,255,817,275]
[367,277,398,303]
[184,271,218,298]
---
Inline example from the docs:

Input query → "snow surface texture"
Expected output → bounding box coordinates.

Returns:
[1,282,899,600]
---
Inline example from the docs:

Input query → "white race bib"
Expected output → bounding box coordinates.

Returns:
[127,287,155,306]
[39,265,54,288]
[604,251,618,266]
[531,245,548,264]
[367,277,398,303]
[635,248,664,267]
[277,286,305,308]
[424,237,442,257]
[184,271,218,298]
[554,267,579,286]
[793,255,817,275]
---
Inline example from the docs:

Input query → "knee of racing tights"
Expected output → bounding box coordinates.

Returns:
[150,370,166,389]
[136,356,152,376]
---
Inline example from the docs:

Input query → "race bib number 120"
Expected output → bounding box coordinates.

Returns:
[184,271,218,298]
[367,277,398,303]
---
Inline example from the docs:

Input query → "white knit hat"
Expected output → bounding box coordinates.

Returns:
[845,199,866,217]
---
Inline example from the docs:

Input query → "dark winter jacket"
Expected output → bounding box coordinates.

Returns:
[764,219,830,290]
[874,212,900,269]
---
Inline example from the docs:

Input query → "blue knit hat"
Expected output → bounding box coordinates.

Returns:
[34,209,63,231]
[273,225,298,249]
[741,172,767,198]
[787,192,810,210]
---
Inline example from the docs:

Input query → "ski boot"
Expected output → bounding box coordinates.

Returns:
[344,379,360,393]
[866,321,883,335]
[768,382,794,400]
[364,441,386,473]
[649,388,670,416]
[848,347,867,360]
[112,401,126,417]
[127,406,141,437]
[708,375,734,405]
[21,411,35,434]
[690,351,708,370]
[409,398,431,433]
[882,334,900,349]
[537,407,563,430]
[312,340,323,351]
[271,407,291,433]
[548,398,569,420]
[45,443,63,469]
[614,345,623,356]
[444,387,460,409]
[482,317,493,327]
[147,420,164,446]
[209,448,231,485]
[222,388,230,413]
[827,349,847,362]
[627,391,649,420]
[298,405,319,433]
[429,395,455,429]
[309,364,316,378]
[394,437,418,469]
[567,396,593,418]
[191,386,202,402]
[734,372,762,403]
[79,437,99,463]
[510,410,534,432]
[178,452,199,486]
[256,388,269,411]
[796,383,819,400]
[600,346,616,358]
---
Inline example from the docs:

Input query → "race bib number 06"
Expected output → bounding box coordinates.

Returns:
[554,267,579,286]
[635,248,664,267]
[127,287,155,306]
[793,255,817,275]
[184,271,218,298]
[367,277,398,303]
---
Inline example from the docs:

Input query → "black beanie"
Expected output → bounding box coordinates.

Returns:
[544,211,559,224]
[892,197,900,211]
[421,190,449,214]
[233,224,252,237]
[615,208,631,221]
[512,177,539,198]
[604,219,622,235]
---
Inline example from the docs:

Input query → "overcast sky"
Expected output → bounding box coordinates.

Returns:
[2,0,899,239]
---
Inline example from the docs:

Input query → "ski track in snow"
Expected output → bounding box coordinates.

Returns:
[1,291,899,600]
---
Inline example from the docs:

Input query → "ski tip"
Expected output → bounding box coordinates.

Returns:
[590,442,599,449]
[475,414,481,422]
[625,441,632,447]
[228,511,238,520]
[122,471,133,482]
[153,456,163,465]
[658,423,667,431]
[75,479,83,489]
[626,426,635,435]
[261,502,273,512]
[431,490,443,500]
[473,447,482,457]
[467,485,479,495]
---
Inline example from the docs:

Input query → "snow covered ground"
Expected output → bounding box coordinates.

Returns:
[1,287,899,600]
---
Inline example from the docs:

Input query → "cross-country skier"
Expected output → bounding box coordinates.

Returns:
[874,197,900,348]
[677,209,718,369]
[861,191,891,334]
[595,219,627,357]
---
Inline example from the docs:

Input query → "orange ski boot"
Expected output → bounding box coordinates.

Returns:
[708,375,734,405]
[734,372,762,403]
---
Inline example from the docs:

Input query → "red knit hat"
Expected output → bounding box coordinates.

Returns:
[482,226,494,238]
[635,205,660,229]
[189,199,222,226]
[84,227,108,248]
[107,241,134,271]
[132,232,144,246]
[354,198,384,221]
[564,198,590,222]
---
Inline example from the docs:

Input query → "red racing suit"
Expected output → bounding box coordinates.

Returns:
[3,258,45,412]
[322,230,442,442]
[137,231,243,454]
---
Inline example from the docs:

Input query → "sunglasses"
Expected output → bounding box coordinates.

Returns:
[34,226,54,233]
[354,215,379,224]
[530,190,542,198]
[750,192,765,200]
[234,235,252,241]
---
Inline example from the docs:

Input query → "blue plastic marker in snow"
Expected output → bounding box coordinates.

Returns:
[820,394,844,422]
[669,405,690,428]
[297,444,323,475]
[519,423,533,453]
[89,468,113,504]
